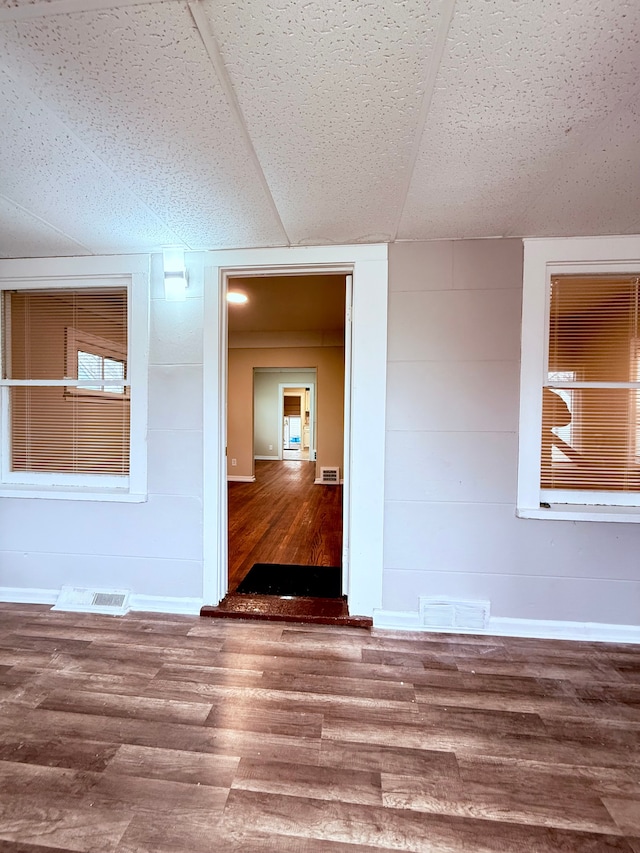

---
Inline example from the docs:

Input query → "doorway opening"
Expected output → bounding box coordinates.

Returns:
[253,373,316,463]
[201,243,388,620]
[225,275,346,601]
[280,383,313,461]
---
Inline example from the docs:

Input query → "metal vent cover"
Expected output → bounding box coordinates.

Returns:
[320,466,340,484]
[419,597,490,631]
[92,592,127,608]
[52,586,130,616]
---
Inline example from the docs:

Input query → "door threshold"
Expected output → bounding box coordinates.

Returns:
[200,594,372,628]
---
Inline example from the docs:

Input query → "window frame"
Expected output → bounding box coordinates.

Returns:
[518,235,640,522]
[0,256,149,501]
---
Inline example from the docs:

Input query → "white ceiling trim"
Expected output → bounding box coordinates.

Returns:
[0,0,176,22]
[188,0,291,248]
[391,0,458,241]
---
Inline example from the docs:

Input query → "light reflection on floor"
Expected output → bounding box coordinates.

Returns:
[283,448,310,460]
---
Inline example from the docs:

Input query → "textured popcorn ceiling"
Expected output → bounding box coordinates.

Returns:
[0,0,638,257]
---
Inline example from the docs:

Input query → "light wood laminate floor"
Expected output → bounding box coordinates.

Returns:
[0,603,639,852]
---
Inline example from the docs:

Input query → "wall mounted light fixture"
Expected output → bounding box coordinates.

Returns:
[163,248,188,302]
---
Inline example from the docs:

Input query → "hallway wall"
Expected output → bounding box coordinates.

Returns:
[254,372,315,459]
[228,347,344,478]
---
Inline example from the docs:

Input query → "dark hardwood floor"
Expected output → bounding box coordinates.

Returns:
[228,460,343,591]
[0,602,639,851]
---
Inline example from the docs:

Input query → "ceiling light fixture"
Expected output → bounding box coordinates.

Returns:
[227,292,248,304]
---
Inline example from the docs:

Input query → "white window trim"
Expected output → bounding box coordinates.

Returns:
[518,235,640,522]
[0,255,149,502]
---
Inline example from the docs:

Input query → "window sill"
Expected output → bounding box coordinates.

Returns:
[0,485,147,502]
[517,504,640,523]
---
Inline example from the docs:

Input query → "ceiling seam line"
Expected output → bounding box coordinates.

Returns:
[0,0,172,24]
[0,192,94,254]
[0,63,192,251]
[188,0,291,248]
[503,80,640,238]
[391,0,458,243]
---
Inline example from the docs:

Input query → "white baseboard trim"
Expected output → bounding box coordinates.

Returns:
[0,588,203,617]
[227,475,255,483]
[314,479,345,485]
[254,455,279,461]
[129,595,203,616]
[372,610,421,630]
[372,609,640,645]
[0,587,57,606]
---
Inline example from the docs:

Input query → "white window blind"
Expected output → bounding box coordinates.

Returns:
[2,288,129,476]
[542,274,640,497]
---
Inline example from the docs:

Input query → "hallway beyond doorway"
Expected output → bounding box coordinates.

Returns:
[227,460,342,591]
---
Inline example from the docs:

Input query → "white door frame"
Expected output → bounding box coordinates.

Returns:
[278,383,315,457]
[202,245,387,616]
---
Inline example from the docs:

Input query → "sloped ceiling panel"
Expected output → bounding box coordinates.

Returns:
[0,3,288,251]
[398,0,640,239]
[516,95,640,237]
[0,195,88,258]
[207,0,441,246]
[0,0,63,7]
[0,67,184,256]
[0,0,638,257]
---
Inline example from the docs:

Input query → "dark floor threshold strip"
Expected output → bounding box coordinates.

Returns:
[200,594,373,628]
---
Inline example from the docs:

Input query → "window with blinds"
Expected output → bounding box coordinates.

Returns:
[1,288,129,478]
[542,274,640,497]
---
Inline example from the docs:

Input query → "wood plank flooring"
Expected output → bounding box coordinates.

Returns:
[1,603,639,851]
[228,460,342,591]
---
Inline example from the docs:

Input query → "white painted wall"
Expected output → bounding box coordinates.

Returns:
[4,239,640,633]
[1,244,387,617]
[0,251,205,606]
[384,239,640,628]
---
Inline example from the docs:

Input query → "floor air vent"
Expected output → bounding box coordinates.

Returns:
[320,466,340,484]
[419,597,490,631]
[52,586,130,616]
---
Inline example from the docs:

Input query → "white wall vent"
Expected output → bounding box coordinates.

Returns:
[52,586,130,616]
[419,597,490,631]
[320,466,340,484]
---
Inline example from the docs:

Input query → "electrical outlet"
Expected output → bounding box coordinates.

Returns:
[231,458,237,466]
[268,444,273,450]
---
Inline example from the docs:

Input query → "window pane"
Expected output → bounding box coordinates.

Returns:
[103,357,126,394]
[104,357,125,379]
[548,275,640,382]
[10,386,130,475]
[3,288,129,477]
[78,351,103,380]
[541,387,640,492]
[3,289,127,381]
[78,351,103,390]
[547,371,576,460]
